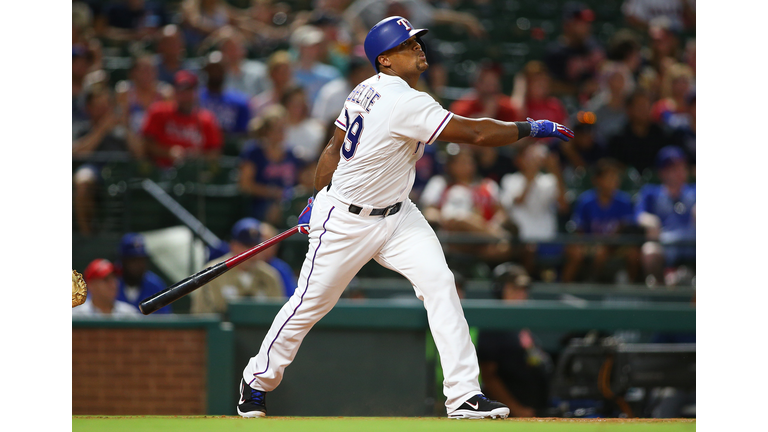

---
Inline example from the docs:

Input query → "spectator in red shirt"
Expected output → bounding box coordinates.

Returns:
[142,70,223,168]
[450,63,519,122]
[450,63,518,186]
[511,61,568,126]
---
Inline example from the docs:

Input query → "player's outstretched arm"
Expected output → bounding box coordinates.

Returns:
[437,115,574,148]
[313,126,346,191]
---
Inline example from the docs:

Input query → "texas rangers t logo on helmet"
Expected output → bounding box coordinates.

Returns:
[397,18,412,31]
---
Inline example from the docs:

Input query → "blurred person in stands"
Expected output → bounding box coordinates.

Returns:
[561,158,640,283]
[448,63,519,184]
[281,85,325,163]
[477,263,552,417]
[213,26,270,98]
[73,259,141,316]
[156,25,190,84]
[191,218,284,314]
[668,93,695,173]
[450,62,519,122]
[622,0,695,33]
[511,61,568,127]
[499,144,568,280]
[233,0,292,57]
[72,2,93,44]
[238,105,304,226]
[73,85,144,236]
[312,55,374,127]
[250,50,294,118]
[650,62,694,126]
[420,146,510,262]
[644,17,681,75]
[122,54,172,134]
[304,11,355,75]
[258,222,299,297]
[551,120,604,171]
[605,29,642,85]
[683,38,695,76]
[585,62,631,147]
[181,0,234,51]
[607,89,671,174]
[543,2,605,97]
[102,0,169,43]
[290,25,342,109]
[142,70,224,168]
[473,146,515,187]
[284,161,317,226]
[73,45,94,130]
[199,51,251,137]
[636,146,695,286]
[115,233,170,313]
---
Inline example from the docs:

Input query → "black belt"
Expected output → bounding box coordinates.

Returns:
[349,202,403,217]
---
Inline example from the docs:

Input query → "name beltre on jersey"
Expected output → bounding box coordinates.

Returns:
[346,83,382,113]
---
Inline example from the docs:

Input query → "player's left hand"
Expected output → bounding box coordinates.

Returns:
[527,118,574,142]
[297,197,313,235]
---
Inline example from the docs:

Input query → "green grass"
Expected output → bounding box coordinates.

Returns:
[72,416,695,432]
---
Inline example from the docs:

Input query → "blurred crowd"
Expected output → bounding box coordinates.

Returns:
[73,0,696,301]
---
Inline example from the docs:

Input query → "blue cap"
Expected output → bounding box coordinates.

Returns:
[656,146,687,169]
[231,218,262,246]
[120,233,148,258]
[364,16,428,72]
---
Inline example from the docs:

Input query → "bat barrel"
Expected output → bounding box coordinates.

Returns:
[139,262,228,315]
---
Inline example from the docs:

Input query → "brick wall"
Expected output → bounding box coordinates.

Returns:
[72,328,207,415]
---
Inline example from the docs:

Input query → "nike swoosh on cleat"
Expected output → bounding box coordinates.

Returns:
[467,401,479,410]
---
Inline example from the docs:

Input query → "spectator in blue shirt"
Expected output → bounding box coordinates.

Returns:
[238,105,304,225]
[636,146,696,286]
[199,51,251,136]
[115,233,171,313]
[562,158,640,283]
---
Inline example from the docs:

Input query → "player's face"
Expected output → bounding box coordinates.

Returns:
[382,35,428,74]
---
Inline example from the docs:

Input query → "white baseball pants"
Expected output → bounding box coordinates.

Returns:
[242,188,481,411]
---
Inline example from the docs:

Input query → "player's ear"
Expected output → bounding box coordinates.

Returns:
[377,54,391,69]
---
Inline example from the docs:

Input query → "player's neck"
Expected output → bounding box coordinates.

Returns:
[380,69,418,88]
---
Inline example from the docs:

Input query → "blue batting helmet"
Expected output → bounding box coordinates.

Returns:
[364,16,428,72]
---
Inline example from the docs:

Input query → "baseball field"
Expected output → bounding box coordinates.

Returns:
[72,416,696,431]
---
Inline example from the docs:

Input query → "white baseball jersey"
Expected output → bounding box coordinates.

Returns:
[330,73,453,208]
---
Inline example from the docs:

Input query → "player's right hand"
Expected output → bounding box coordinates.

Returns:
[297,197,313,235]
[527,118,574,142]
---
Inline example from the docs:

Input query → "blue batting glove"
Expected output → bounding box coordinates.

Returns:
[527,117,575,142]
[297,197,313,235]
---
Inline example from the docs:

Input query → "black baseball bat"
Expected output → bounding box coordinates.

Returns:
[139,226,299,315]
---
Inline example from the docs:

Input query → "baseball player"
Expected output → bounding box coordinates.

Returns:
[237,16,573,419]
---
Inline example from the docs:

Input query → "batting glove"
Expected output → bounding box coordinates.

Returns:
[297,197,313,235]
[527,118,575,142]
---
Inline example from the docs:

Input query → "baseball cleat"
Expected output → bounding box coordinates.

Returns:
[237,379,267,418]
[447,394,510,419]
